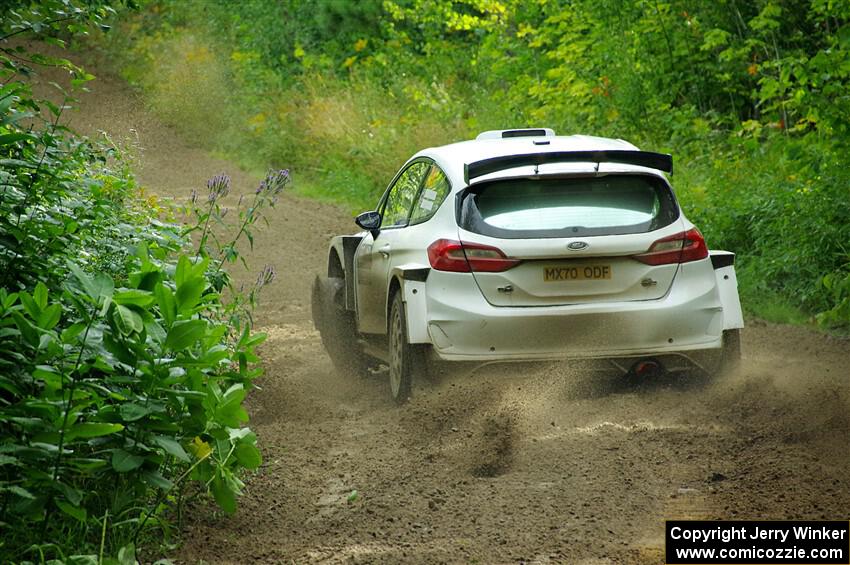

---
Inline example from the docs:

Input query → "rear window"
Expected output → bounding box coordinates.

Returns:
[458,174,678,238]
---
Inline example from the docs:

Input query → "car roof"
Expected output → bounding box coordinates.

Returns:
[411,134,666,189]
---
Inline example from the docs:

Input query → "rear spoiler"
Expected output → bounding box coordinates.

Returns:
[463,150,673,184]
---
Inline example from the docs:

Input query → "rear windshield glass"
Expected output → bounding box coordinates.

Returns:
[458,175,678,238]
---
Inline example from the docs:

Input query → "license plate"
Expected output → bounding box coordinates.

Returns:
[544,265,612,281]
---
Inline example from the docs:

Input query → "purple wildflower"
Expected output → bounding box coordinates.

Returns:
[207,173,231,202]
[256,264,277,287]
[190,188,199,205]
[256,169,290,196]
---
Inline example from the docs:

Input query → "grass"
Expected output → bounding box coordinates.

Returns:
[741,290,811,326]
[292,169,378,215]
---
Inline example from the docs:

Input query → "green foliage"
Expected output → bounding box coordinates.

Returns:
[1,2,286,561]
[103,0,850,329]
[675,135,850,317]
[818,270,850,329]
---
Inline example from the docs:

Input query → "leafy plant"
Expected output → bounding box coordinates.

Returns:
[1,2,285,561]
[187,169,288,329]
[817,268,850,329]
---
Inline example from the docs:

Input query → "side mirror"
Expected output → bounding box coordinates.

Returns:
[355,210,382,232]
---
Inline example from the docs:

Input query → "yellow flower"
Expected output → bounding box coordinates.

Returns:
[248,112,267,132]
[354,38,368,52]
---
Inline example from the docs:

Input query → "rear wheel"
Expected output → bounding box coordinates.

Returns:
[311,275,370,378]
[388,292,414,404]
[702,328,742,381]
[719,328,742,375]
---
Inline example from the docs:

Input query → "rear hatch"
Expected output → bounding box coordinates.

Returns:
[456,174,683,306]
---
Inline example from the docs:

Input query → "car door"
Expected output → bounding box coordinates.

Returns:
[355,161,429,334]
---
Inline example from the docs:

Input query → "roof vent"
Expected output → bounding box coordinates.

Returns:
[476,128,555,140]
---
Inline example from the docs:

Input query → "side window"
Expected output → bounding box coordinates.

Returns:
[381,162,428,228]
[409,165,451,225]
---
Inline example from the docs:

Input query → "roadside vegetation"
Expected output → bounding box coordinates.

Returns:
[100,0,850,329]
[0,2,286,561]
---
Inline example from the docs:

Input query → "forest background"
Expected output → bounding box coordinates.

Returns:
[107,0,850,328]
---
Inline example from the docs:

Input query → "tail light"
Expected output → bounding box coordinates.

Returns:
[632,228,708,265]
[427,239,520,272]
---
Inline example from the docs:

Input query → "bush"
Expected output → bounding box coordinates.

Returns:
[1,3,287,560]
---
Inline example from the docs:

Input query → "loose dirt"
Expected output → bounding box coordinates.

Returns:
[35,49,850,564]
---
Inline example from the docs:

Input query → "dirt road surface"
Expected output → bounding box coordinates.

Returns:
[38,51,850,564]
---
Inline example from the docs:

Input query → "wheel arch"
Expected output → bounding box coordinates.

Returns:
[327,248,344,278]
[386,276,403,331]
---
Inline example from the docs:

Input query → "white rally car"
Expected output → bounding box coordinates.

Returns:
[312,129,743,403]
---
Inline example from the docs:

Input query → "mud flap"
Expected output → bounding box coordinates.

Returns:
[710,251,744,330]
[391,265,431,344]
[402,280,429,343]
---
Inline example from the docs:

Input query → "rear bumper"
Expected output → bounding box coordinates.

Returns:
[423,261,724,362]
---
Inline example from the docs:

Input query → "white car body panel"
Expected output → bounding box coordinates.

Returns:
[457,222,684,306]
[325,132,743,367]
[423,260,723,360]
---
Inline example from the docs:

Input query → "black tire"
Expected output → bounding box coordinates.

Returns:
[701,328,742,381]
[311,275,369,378]
[720,328,742,375]
[388,291,414,404]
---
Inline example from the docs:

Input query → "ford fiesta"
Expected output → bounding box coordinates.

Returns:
[311,129,743,403]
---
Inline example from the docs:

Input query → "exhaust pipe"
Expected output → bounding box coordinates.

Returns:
[630,358,664,378]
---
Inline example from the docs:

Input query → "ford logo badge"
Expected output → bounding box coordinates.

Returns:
[567,241,589,251]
